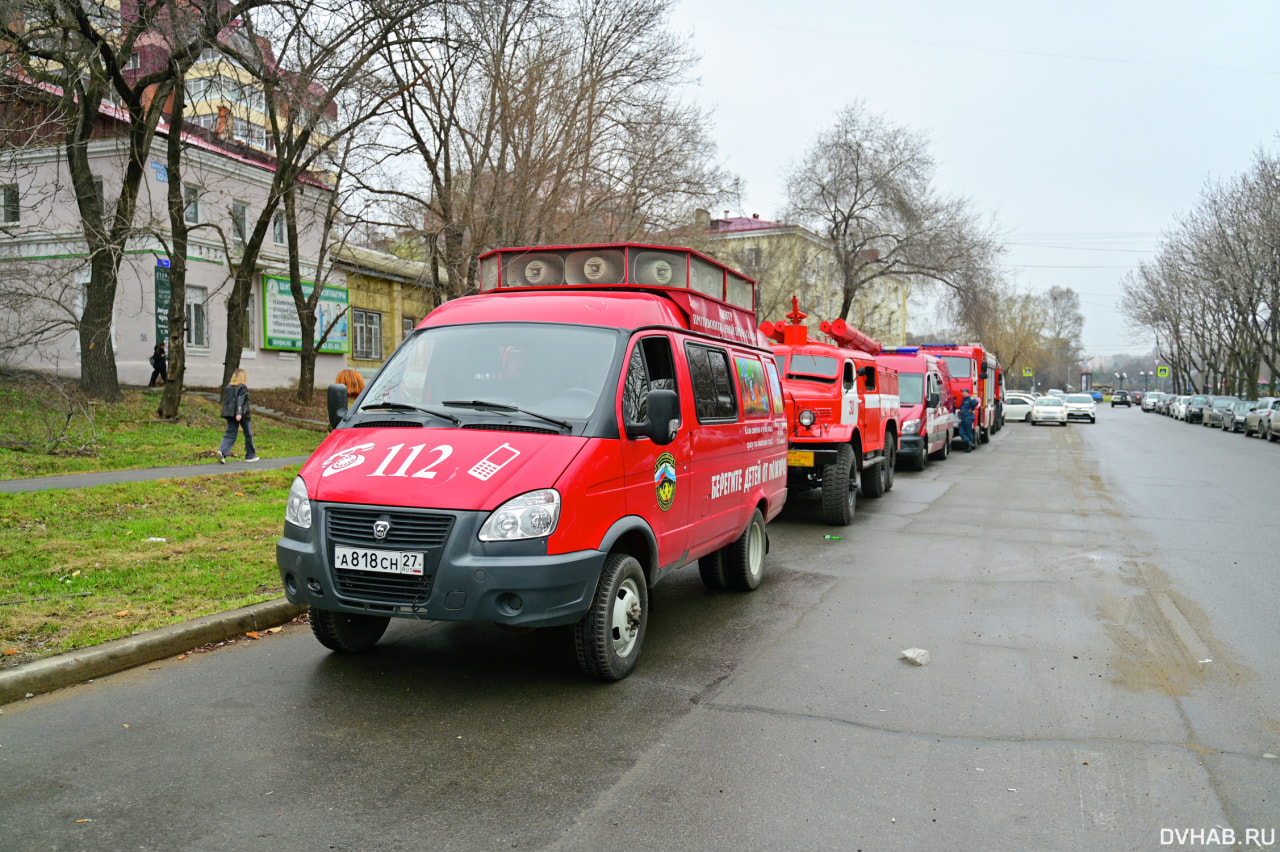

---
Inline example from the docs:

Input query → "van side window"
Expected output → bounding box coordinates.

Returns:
[685,343,737,422]
[623,336,678,425]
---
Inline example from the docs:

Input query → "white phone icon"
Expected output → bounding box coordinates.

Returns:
[468,443,520,481]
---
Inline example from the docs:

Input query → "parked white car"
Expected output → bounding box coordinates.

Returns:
[1063,393,1097,423]
[1169,395,1190,420]
[1030,396,1068,426]
[1003,393,1036,422]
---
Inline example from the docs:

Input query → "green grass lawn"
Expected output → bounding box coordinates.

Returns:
[0,376,327,665]
[0,380,324,479]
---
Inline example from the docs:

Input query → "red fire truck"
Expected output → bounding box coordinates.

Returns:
[918,343,1002,445]
[761,302,900,525]
[277,244,789,680]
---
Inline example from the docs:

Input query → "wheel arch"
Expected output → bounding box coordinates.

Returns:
[597,516,659,585]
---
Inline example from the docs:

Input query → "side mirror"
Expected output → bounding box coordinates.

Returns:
[858,365,876,391]
[979,363,990,378]
[627,389,680,445]
[327,383,349,430]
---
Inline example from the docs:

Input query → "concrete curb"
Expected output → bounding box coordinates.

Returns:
[0,598,306,706]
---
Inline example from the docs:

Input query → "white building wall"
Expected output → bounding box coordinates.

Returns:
[1,134,347,389]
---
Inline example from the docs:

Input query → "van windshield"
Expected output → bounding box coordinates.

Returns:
[364,323,618,424]
[938,355,972,378]
[898,373,924,405]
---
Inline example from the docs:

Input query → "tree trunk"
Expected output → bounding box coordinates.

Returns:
[160,82,190,419]
[78,251,122,402]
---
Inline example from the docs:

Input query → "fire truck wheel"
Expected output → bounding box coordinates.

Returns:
[821,444,857,525]
[697,551,729,590]
[574,553,648,681]
[883,443,896,492]
[309,608,390,653]
[861,457,887,499]
[725,509,766,591]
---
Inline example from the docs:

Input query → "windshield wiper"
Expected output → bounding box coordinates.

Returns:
[360,402,461,426]
[442,399,573,431]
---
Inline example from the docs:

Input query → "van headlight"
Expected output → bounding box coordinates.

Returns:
[285,476,312,529]
[479,489,561,541]
[903,418,921,435]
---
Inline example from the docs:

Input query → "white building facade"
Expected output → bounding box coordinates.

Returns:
[1,124,348,389]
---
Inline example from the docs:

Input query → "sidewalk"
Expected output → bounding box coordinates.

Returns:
[0,454,311,493]
[0,453,312,704]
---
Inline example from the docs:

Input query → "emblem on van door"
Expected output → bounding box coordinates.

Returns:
[653,453,677,511]
[373,520,391,540]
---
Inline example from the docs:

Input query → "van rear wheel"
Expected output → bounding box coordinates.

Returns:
[574,553,648,681]
[725,509,766,591]
[309,608,389,653]
[697,551,728,590]
[930,431,950,461]
[821,444,857,525]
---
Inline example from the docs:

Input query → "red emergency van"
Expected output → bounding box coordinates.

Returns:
[761,302,899,526]
[277,244,789,680]
[919,343,1001,445]
[876,348,957,469]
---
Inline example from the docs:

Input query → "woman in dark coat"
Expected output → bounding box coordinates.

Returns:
[148,343,168,387]
[216,369,258,462]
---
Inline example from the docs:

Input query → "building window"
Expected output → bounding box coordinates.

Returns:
[402,316,417,340]
[186,286,209,348]
[1,185,17,223]
[231,201,247,252]
[183,184,203,225]
[744,246,762,269]
[353,309,382,360]
[272,212,286,245]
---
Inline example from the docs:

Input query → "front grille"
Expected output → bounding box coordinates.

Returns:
[325,507,454,606]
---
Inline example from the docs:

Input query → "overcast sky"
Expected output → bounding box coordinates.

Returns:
[669,1,1280,358]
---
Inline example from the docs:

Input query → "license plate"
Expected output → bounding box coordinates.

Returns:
[334,546,425,576]
[787,449,815,467]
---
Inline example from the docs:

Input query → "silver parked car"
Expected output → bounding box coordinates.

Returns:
[1244,398,1280,437]
[1221,399,1254,433]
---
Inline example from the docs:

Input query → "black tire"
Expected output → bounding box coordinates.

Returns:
[697,550,728,590]
[861,456,887,498]
[574,552,648,680]
[904,443,926,471]
[821,444,857,525]
[883,440,896,492]
[724,508,766,591]
[309,608,390,653]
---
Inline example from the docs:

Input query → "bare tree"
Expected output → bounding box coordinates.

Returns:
[0,0,270,400]
[382,0,729,299]
[783,101,1002,323]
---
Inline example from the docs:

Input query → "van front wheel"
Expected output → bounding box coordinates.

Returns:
[309,608,389,653]
[575,553,648,680]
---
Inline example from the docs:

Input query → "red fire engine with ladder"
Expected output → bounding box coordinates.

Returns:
[762,299,900,526]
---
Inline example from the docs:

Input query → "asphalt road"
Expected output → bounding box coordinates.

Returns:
[1,405,1277,851]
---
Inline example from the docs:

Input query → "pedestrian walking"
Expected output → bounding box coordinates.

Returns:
[216,369,259,463]
[148,343,168,387]
[958,389,979,451]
